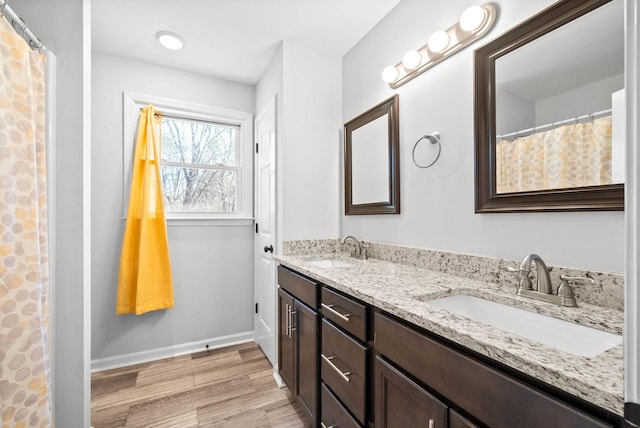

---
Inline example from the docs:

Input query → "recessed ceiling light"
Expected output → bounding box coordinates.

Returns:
[156,31,184,50]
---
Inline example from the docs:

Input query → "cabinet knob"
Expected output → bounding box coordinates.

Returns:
[428,418,435,428]
[263,245,274,253]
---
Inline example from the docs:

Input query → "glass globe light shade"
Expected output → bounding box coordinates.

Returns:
[381,66,400,83]
[402,50,422,70]
[460,5,486,32]
[428,30,450,53]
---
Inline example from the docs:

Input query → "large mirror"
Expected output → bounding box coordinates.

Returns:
[345,95,400,215]
[475,0,624,212]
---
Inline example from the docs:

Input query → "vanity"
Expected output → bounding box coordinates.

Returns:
[275,247,624,428]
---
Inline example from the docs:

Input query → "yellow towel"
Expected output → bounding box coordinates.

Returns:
[116,105,174,315]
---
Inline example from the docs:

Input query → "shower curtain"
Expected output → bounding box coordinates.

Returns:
[0,14,52,428]
[496,115,613,193]
[116,105,174,315]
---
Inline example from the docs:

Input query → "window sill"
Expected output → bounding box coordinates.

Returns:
[121,217,254,227]
[166,217,254,227]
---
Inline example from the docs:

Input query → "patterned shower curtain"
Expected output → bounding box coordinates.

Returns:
[0,14,52,428]
[496,115,612,193]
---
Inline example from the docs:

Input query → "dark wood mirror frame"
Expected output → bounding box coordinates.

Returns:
[345,94,400,215]
[474,0,624,213]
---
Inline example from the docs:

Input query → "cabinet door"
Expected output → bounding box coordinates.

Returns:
[375,356,448,428]
[295,299,319,425]
[278,288,295,390]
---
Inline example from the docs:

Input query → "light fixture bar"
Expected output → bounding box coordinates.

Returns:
[384,4,497,89]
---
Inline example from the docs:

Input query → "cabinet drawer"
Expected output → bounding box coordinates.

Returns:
[374,312,612,428]
[278,265,318,309]
[320,382,361,428]
[321,319,367,425]
[375,355,448,428]
[449,409,480,428]
[321,287,367,341]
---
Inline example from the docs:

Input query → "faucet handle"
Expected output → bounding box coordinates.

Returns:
[502,266,533,292]
[360,243,370,260]
[556,275,594,307]
[559,275,594,286]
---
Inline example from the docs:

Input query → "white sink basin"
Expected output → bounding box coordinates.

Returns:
[425,295,622,357]
[307,259,356,268]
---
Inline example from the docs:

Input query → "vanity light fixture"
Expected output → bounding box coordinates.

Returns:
[383,3,497,88]
[156,31,184,50]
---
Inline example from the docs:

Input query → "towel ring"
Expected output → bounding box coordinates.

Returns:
[412,132,441,169]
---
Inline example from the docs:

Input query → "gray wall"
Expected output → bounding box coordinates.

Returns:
[341,0,625,273]
[535,74,624,125]
[91,52,256,362]
[15,0,91,425]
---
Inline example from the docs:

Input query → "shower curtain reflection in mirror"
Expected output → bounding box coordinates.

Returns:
[0,13,52,427]
[496,115,613,194]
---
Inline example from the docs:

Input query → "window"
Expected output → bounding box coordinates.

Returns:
[124,93,253,223]
[161,118,239,213]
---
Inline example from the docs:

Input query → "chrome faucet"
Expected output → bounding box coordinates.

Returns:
[505,254,593,307]
[341,235,367,260]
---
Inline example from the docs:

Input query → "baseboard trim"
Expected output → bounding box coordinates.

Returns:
[273,369,286,389]
[91,331,255,373]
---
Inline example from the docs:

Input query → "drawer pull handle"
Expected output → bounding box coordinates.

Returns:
[321,353,351,383]
[321,303,351,322]
[428,418,435,428]
[289,310,297,337]
[320,423,335,428]
[286,304,291,338]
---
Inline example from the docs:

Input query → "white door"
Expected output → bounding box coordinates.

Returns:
[254,97,277,365]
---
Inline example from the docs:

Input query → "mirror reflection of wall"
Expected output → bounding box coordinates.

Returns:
[351,114,390,205]
[494,0,623,194]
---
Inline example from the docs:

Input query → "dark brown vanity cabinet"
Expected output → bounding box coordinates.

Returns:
[278,266,619,428]
[277,266,320,426]
[374,312,614,428]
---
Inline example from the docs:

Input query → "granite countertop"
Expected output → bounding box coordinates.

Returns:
[274,252,624,416]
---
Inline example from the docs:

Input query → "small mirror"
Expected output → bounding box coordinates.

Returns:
[345,95,400,215]
[475,0,624,212]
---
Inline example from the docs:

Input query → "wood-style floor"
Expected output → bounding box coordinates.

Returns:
[91,342,311,427]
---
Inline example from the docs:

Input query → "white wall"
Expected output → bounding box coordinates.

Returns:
[257,41,342,246]
[281,40,342,241]
[91,52,256,362]
[15,0,91,426]
[342,0,624,273]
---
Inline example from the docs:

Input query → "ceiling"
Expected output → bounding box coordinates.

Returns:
[92,0,402,85]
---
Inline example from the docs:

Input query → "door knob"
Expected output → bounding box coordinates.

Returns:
[263,245,274,253]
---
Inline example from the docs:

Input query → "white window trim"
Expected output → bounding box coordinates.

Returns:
[122,92,253,224]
